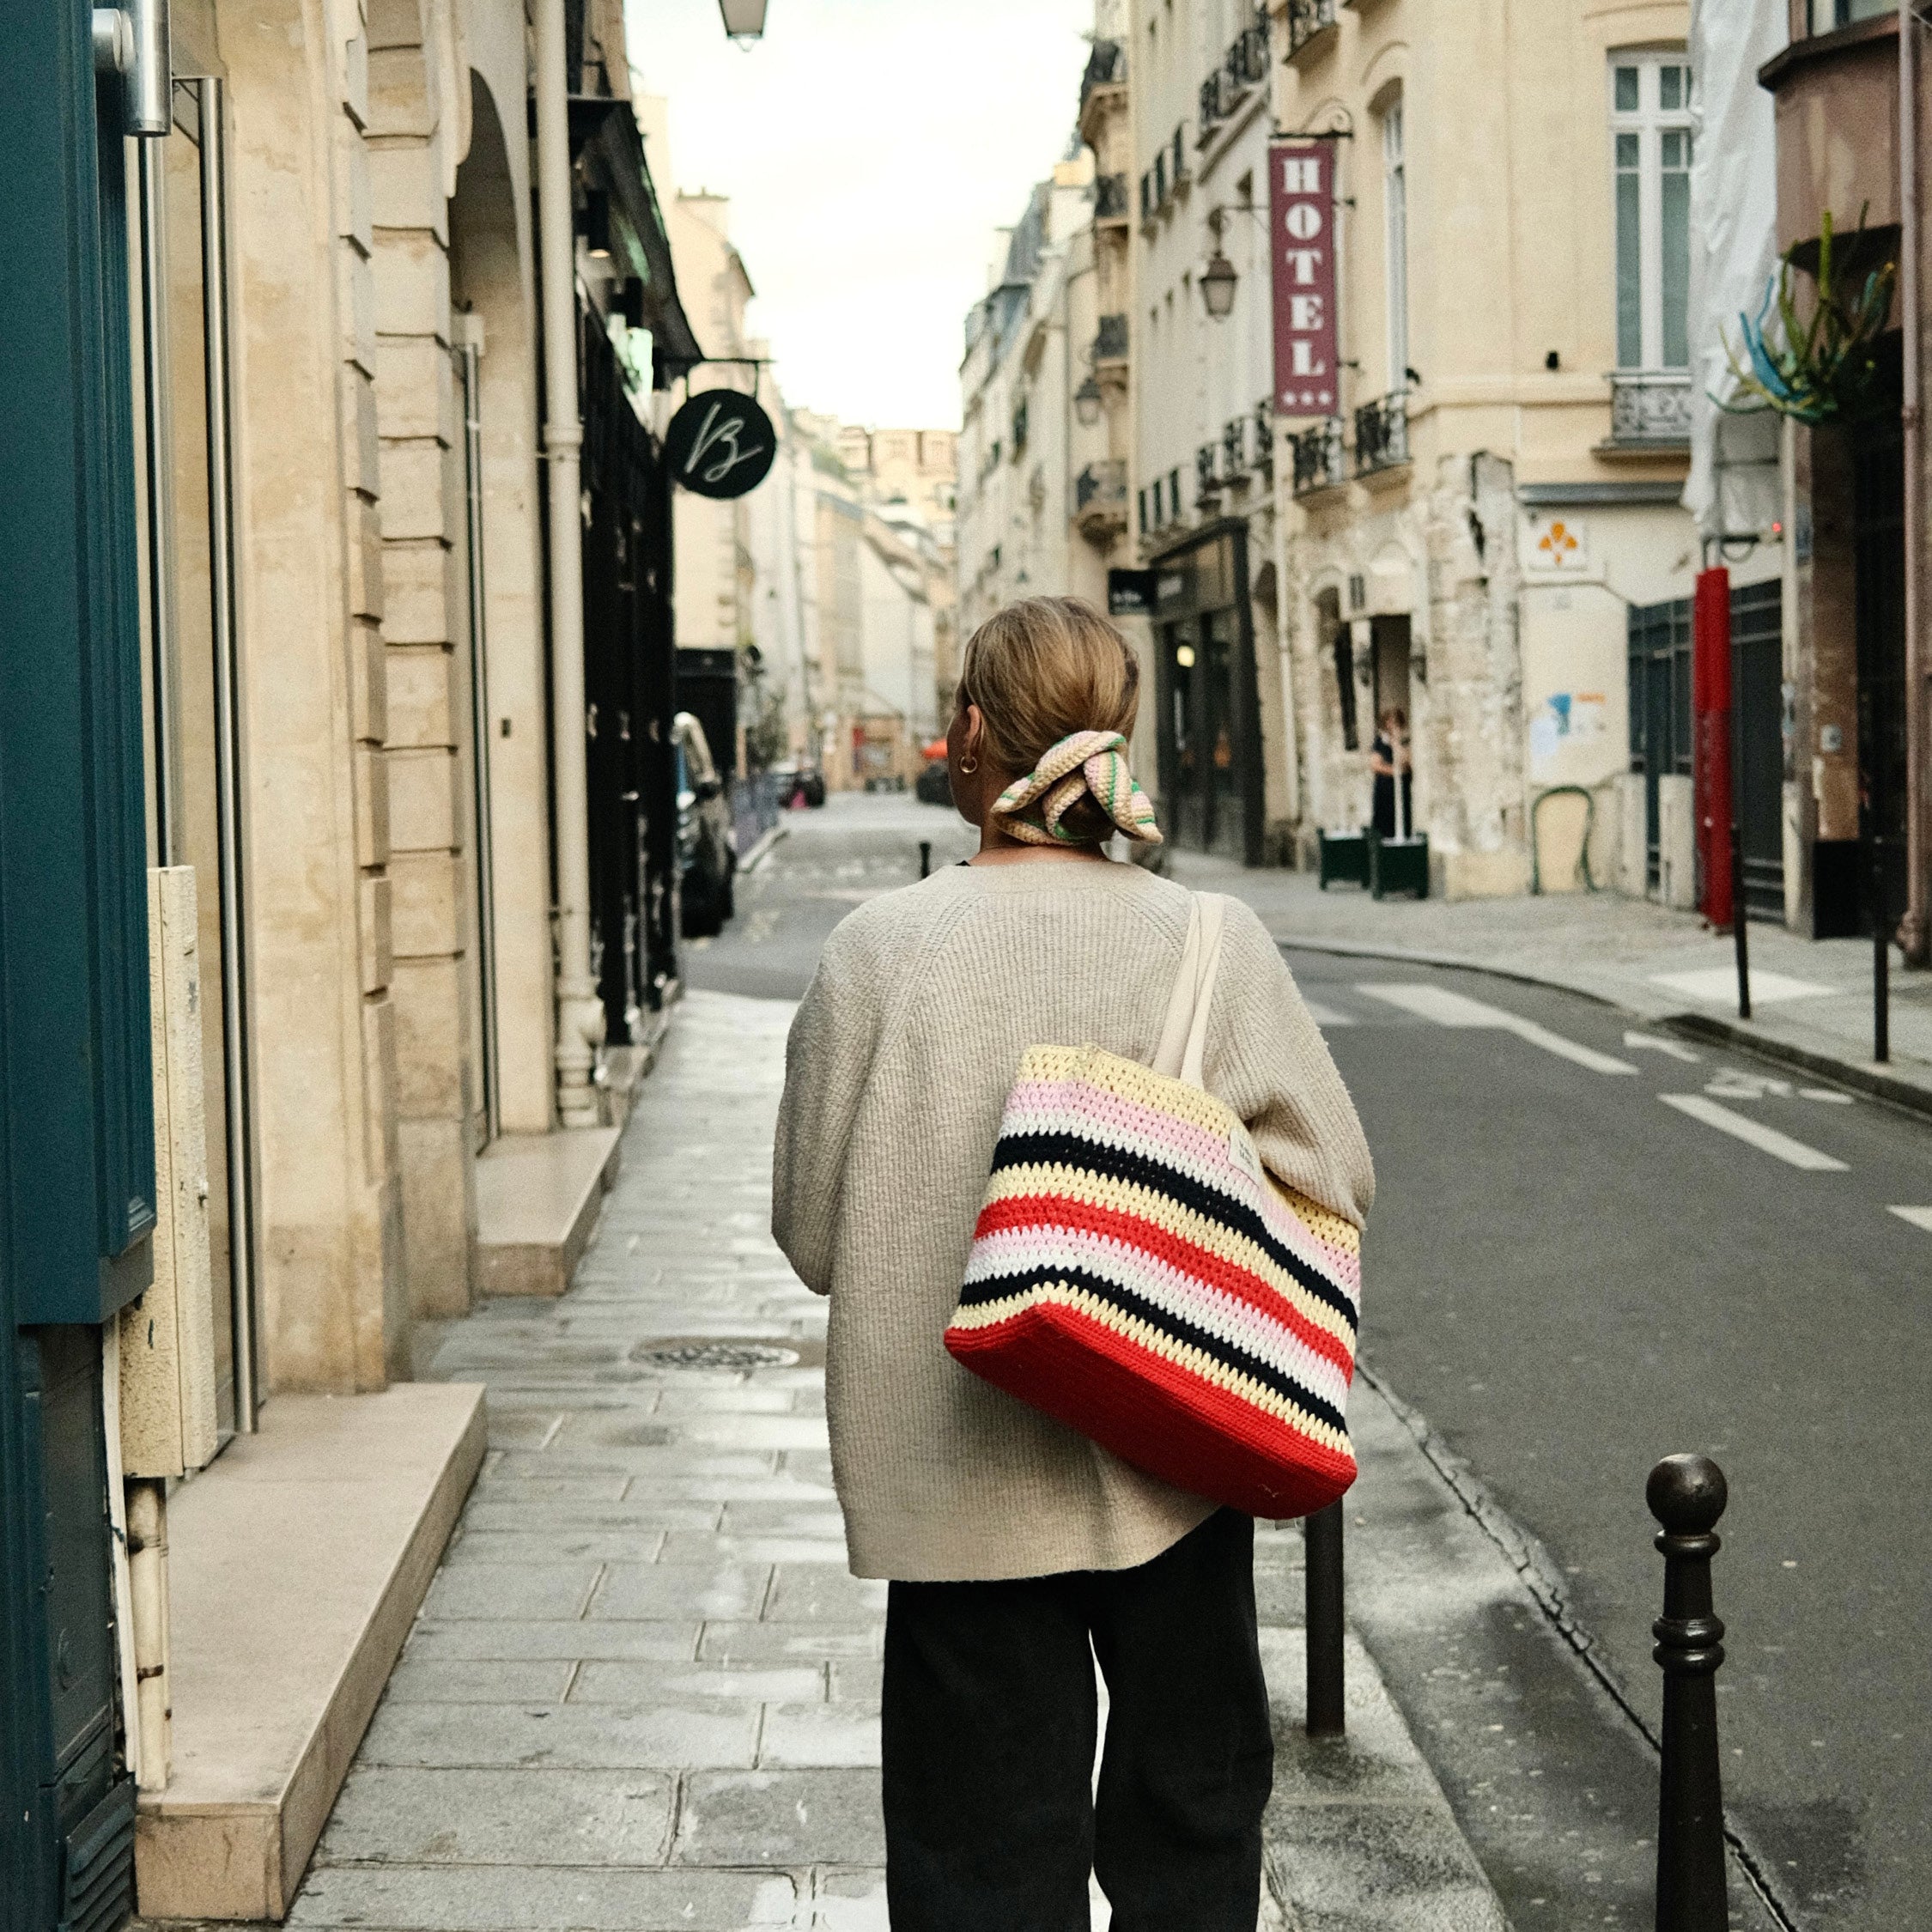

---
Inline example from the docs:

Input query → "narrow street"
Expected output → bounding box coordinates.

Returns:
[681,796,1932,1932]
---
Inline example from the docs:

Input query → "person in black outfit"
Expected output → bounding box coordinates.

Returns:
[1370,707,1412,839]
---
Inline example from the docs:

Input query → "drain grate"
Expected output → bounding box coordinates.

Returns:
[631,1339,803,1371]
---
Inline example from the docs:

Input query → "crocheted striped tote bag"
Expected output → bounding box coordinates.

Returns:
[945,894,1361,1520]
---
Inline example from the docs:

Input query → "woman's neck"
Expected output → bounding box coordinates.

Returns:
[969,823,1112,866]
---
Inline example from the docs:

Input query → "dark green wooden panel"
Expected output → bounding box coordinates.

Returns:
[0,0,156,1326]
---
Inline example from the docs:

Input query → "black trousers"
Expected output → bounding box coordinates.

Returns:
[881,1509,1273,1932]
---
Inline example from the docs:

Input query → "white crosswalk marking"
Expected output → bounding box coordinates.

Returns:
[1659,1094,1849,1171]
[1358,983,1638,1074]
[1889,1206,1932,1234]
[1624,1030,1703,1064]
[1302,1000,1356,1029]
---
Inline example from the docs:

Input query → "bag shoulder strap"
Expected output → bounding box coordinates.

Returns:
[1151,893,1229,1089]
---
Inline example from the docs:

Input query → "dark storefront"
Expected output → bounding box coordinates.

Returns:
[567,95,702,1041]
[1149,521,1266,866]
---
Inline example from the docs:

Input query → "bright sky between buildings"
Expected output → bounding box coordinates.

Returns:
[626,0,1094,428]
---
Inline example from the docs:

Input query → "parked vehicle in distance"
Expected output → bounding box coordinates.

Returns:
[770,760,827,808]
[673,711,736,938]
[914,735,951,808]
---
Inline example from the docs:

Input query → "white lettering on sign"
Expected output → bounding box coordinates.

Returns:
[683,401,770,487]
[1270,139,1340,418]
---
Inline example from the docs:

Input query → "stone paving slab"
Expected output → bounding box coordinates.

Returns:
[240,991,1512,1932]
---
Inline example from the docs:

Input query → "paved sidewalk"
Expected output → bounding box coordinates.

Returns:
[1165,850,1932,1109]
[264,989,1506,1932]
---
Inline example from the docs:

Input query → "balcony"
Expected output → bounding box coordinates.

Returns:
[1253,400,1275,477]
[1354,392,1410,476]
[1170,125,1191,197]
[1607,370,1694,447]
[1285,0,1339,58]
[1200,15,1272,143]
[1093,313,1129,366]
[1075,459,1129,542]
[1094,173,1130,225]
[1221,415,1249,483]
[1196,442,1224,507]
[1079,38,1127,137]
[1291,419,1346,496]
[1011,397,1029,458]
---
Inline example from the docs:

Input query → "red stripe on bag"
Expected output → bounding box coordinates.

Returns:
[946,1297,1355,1519]
[971,1190,1356,1374]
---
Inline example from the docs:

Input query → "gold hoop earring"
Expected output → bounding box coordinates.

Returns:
[959,756,978,775]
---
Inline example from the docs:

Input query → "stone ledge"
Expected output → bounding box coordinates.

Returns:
[473,1128,622,1297]
[134,1383,486,1921]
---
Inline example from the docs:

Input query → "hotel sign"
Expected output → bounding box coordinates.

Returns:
[1270,138,1339,420]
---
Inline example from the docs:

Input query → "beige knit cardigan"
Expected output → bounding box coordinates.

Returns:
[772,859,1375,1583]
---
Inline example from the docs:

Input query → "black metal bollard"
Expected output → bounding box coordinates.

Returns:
[1729,821,1751,1019]
[1649,1454,1729,1932]
[1303,1501,1345,1738]
[918,839,932,880]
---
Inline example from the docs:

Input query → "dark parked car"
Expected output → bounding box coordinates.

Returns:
[674,711,736,938]
[770,760,827,808]
[914,758,952,808]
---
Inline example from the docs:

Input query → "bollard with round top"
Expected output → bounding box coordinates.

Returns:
[1649,1452,1729,1932]
[919,839,933,880]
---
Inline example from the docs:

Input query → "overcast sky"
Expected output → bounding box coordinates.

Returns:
[625,0,1094,429]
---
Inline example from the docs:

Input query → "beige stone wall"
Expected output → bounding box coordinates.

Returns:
[219,0,405,1389]
[368,0,480,1321]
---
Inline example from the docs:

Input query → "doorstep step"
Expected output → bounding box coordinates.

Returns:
[134,1383,485,1920]
[473,1127,622,1297]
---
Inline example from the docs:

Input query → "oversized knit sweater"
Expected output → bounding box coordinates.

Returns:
[771,858,1375,1583]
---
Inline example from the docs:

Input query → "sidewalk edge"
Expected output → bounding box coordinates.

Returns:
[1279,934,1932,1122]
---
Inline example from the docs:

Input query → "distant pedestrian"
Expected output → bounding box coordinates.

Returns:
[1370,706,1413,840]
[774,595,1374,1931]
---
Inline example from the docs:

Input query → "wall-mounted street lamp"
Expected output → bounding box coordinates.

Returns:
[718,0,769,40]
[1200,250,1239,320]
[1074,375,1104,427]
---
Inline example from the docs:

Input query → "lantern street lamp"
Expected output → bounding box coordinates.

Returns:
[1074,375,1103,428]
[1200,249,1238,320]
[718,0,769,39]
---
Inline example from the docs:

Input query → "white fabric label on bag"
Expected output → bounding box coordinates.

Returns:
[1228,1125,1263,1186]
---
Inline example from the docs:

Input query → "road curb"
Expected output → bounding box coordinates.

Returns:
[1278,933,1932,1123]
[738,819,792,873]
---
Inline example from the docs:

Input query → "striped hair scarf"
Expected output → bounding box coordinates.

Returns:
[991,731,1163,847]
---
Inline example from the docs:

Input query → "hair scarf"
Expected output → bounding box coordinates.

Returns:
[989,730,1163,847]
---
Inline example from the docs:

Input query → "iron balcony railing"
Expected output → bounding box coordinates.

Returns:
[1222,415,1247,480]
[1354,391,1409,475]
[1609,370,1694,445]
[1200,21,1269,140]
[1012,397,1029,457]
[1079,38,1127,117]
[1285,0,1338,57]
[1095,173,1130,222]
[1170,125,1189,193]
[1139,171,1155,222]
[1094,313,1129,363]
[1254,400,1275,476]
[1196,442,1224,504]
[1291,419,1346,495]
[1075,459,1127,515]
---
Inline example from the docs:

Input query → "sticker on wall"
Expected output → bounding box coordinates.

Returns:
[1528,691,1608,777]
[1521,515,1591,573]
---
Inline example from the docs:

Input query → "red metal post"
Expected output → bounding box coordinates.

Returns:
[1692,568,1735,929]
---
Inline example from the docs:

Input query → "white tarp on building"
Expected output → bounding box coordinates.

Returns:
[1684,0,1787,539]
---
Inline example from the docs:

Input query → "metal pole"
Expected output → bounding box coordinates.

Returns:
[918,839,932,880]
[1303,1500,1345,1738]
[1649,1453,1729,1932]
[1874,832,1892,1063]
[201,77,258,1431]
[1900,0,1929,966]
[1730,821,1751,1019]
[457,331,501,1142]
[536,0,603,1126]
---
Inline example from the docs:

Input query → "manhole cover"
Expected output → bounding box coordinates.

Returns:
[631,1340,803,1371]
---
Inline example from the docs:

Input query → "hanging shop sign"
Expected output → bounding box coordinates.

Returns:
[1269,138,1340,420]
[1107,568,1157,617]
[665,387,777,498]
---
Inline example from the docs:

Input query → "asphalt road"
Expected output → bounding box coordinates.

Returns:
[689,795,1930,1931]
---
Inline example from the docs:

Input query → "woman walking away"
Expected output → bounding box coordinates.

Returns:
[1370,706,1413,841]
[773,595,1374,1932]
